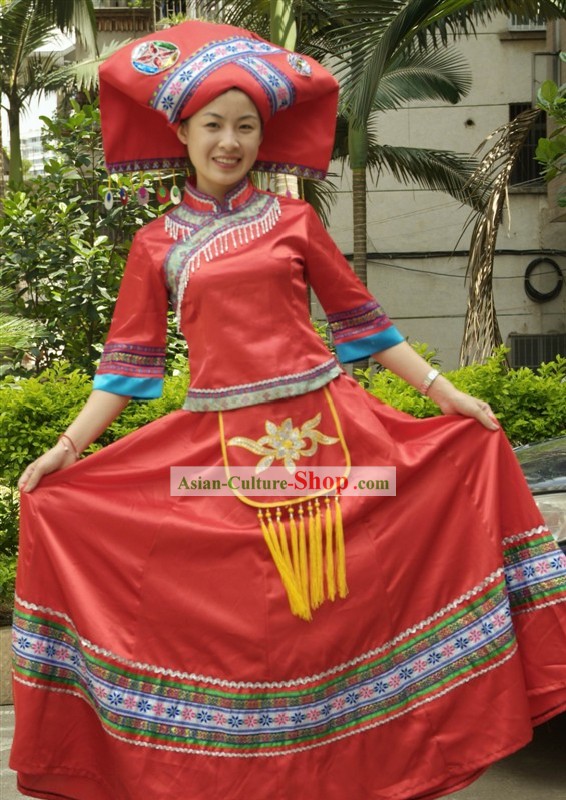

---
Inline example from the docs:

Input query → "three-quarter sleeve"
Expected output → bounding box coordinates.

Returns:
[93,231,169,399]
[303,205,404,362]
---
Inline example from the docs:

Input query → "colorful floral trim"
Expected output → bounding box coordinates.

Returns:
[503,526,566,612]
[183,359,342,412]
[105,156,191,175]
[13,570,518,757]
[253,160,327,180]
[151,37,294,123]
[96,343,166,379]
[328,300,394,344]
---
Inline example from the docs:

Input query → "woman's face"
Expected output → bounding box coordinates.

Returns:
[177,90,262,202]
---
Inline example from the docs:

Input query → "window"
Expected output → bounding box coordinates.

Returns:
[509,103,546,187]
[508,14,546,32]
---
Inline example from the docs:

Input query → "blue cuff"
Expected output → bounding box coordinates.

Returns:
[336,327,405,362]
[93,373,164,400]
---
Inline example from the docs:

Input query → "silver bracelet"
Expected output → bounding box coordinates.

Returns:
[419,368,440,396]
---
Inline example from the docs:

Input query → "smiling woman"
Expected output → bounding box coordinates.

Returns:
[177,90,263,202]
[10,18,566,800]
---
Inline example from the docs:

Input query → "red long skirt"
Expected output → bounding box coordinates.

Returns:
[10,375,566,800]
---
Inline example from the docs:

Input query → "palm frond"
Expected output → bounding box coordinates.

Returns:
[300,174,339,226]
[44,39,131,92]
[27,0,97,53]
[0,1,56,94]
[338,0,470,125]
[330,0,566,124]
[198,0,271,36]
[370,144,486,209]
[459,107,541,366]
[18,51,63,100]
[0,285,41,353]
[373,45,471,110]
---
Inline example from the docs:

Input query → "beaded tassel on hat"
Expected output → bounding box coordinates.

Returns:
[103,175,114,210]
[156,172,170,204]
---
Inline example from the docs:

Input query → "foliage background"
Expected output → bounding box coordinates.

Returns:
[0,98,185,376]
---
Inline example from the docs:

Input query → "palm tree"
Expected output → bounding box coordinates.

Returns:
[459,108,542,366]
[329,0,566,287]
[340,40,482,286]
[0,0,97,189]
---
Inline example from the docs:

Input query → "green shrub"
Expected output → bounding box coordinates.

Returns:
[0,98,185,376]
[0,363,93,557]
[0,552,17,625]
[358,345,566,446]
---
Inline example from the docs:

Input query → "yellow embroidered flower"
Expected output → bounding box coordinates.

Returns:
[228,413,339,474]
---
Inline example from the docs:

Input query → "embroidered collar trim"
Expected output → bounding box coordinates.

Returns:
[163,181,281,328]
[177,177,256,215]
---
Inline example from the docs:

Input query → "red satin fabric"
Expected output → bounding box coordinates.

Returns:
[10,375,566,800]
[96,189,399,400]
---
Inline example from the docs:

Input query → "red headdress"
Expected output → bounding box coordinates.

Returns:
[99,20,339,180]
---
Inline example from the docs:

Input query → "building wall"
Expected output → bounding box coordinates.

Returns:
[325,14,566,369]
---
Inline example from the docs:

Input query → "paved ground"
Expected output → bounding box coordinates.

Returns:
[2,705,565,799]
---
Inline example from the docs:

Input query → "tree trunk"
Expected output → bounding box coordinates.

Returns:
[0,90,4,198]
[348,124,369,286]
[270,0,296,50]
[349,124,369,369]
[270,0,298,201]
[352,167,367,285]
[8,98,23,190]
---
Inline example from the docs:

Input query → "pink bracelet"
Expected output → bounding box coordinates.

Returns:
[58,434,80,461]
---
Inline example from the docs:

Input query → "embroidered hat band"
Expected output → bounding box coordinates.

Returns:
[99,19,339,180]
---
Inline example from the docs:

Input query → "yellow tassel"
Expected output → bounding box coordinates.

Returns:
[290,507,301,587]
[277,508,295,580]
[299,506,311,619]
[259,510,307,619]
[218,387,351,621]
[334,497,348,598]
[310,499,324,608]
[325,497,336,601]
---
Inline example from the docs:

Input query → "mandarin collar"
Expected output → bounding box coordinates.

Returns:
[182,177,255,214]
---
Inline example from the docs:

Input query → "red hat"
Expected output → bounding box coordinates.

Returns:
[99,20,339,179]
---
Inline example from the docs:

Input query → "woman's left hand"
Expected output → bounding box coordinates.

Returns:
[427,376,500,431]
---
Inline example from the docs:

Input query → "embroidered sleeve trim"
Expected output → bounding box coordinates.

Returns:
[93,343,166,399]
[96,342,166,379]
[328,300,394,343]
[183,359,342,412]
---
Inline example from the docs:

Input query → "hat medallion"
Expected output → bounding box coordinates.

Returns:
[287,53,312,77]
[131,40,181,75]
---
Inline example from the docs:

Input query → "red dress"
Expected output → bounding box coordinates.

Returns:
[10,180,566,800]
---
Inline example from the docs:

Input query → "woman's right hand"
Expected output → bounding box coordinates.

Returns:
[17,389,131,494]
[18,443,77,494]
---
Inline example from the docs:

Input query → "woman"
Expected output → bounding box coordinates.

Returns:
[11,20,566,800]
